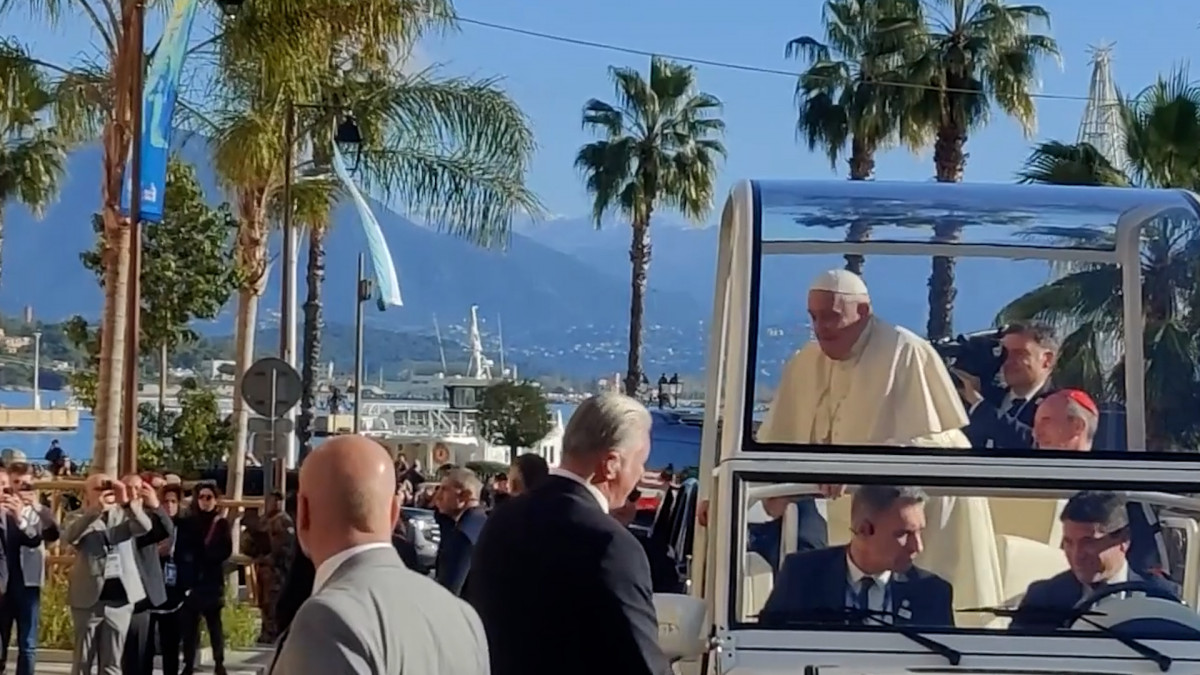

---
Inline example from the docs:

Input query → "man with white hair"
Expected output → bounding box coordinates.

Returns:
[466,393,670,675]
[759,269,970,448]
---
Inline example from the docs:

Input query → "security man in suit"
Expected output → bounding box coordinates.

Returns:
[956,321,1057,450]
[270,435,487,675]
[64,474,153,675]
[760,485,955,627]
[466,393,670,675]
[433,468,488,597]
[1010,490,1180,631]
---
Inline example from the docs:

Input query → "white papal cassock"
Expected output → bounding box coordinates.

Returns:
[758,313,1004,625]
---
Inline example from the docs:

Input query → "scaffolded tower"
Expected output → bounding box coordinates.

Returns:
[1077,42,1128,171]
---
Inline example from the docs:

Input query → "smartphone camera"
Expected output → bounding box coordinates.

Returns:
[99,480,114,491]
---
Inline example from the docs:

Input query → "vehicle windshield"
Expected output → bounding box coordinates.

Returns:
[741,180,1200,454]
[730,472,1200,640]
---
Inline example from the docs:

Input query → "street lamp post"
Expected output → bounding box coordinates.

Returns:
[32,331,41,411]
[284,102,363,461]
[352,253,373,434]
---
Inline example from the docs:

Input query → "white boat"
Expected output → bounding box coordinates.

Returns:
[314,305,564,470]
[650,180,1200,674]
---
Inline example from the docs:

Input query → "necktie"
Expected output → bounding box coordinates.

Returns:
[1006,398,1027,417]
[856,577,876,612]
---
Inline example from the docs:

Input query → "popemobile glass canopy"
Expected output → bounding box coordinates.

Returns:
[696,179,1200,470]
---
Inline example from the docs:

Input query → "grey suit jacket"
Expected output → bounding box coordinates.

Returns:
[64,503,152,609]
[270,546,489,675]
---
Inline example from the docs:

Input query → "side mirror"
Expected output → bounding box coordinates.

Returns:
[654,593,706,661]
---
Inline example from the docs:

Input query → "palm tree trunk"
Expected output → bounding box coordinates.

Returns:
[926,121,967,340]
[298,226,326,456]
[843,138,874,275]
[94,215,130,477]
[227,201,268,557]
[623,217,652,396]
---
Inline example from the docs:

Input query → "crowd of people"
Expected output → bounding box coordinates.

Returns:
[58,473,234,675]
[261,391,671,675]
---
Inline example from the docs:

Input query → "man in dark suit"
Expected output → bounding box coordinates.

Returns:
[956,321,1057,450]
[433,468,487,596]
[1011,490,1180,631]
[466,393,670,675]
[760,485,954,627]
[1033,391,1170,579]
[120,474,175,675]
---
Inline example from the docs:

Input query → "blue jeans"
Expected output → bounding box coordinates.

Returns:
[0,586,40,675]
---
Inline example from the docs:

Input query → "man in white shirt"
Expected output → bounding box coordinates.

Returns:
[957,321,1058,450]
[269,435,488,675]
[1010,490,1180,631]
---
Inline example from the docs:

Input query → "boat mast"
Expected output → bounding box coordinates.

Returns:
[497,314,506,377]
[467,306,492,379]
[433,314,448,373]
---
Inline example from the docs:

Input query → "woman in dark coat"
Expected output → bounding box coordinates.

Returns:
[175,481,232,675]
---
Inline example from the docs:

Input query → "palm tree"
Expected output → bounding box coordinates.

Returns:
[291,68,539,456]
[896,0,1058,339]
[0,39,72,281]
[0,8,128,473]
[207,0,538,504]
[1000,69,1200,449]
[576,56,726,397]
[785,0,922,274]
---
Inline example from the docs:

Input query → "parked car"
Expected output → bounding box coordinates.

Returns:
[400,506,440,573]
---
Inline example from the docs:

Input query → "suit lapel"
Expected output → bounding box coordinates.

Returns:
[822,548,849,611]
[890,572,913,624]
[269,627,290,673]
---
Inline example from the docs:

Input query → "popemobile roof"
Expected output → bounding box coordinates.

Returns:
[747,179,1200,250]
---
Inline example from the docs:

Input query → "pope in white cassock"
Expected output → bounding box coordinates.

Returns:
[757,270,1005,625]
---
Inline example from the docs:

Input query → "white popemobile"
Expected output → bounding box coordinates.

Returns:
[650,180,1200,674]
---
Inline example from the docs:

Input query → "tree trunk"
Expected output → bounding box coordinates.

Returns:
[623,216,652,396]
[227,197,269,558]
[94,218,130,477]
[298,226,325,457]
[926,120,967,340]
[843,139,875,276]
[157,342,168,438]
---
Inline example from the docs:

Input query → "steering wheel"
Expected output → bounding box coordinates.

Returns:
[1069,580,1182,624]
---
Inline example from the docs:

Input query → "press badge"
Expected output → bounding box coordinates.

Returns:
[163,561,177,587]
[103,552,123,580]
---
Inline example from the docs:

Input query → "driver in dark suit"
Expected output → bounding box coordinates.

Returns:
[1010,490,1181,631]
[759,485,954,627]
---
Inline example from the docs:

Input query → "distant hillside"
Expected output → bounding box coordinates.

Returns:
[1,141,707,351]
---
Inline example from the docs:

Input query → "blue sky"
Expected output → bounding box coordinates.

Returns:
[10,0,1198,219]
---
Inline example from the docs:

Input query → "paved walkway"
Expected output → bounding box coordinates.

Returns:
[34,647,274,675]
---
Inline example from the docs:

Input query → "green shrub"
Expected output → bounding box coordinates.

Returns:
[37,569,260,651]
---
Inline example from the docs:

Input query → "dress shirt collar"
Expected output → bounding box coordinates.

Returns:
[311,542,393,594]
[846,550,891,588]
[1105,562,1129,586]
[550,467,609,513]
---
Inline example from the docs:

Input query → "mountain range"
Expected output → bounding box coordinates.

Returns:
[2,141,1051,381]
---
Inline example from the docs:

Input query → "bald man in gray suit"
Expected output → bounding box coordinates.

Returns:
[269,436,488,675]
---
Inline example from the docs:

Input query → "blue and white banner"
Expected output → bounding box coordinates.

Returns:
[332,143,404,309]
[120,0,199,222]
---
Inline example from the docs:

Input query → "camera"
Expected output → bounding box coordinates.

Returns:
[931,326,1009,390]
[99,480,114,491]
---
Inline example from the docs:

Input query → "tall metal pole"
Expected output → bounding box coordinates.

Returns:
[280,100,297,473]
[120,0,146,478]
[352,253,365,434]
[32,332,41,410]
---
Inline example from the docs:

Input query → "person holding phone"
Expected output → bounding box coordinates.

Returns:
[119,474,174,675]
[175,481,231,675]
[0,469,58,675]
[64,474,153,675]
